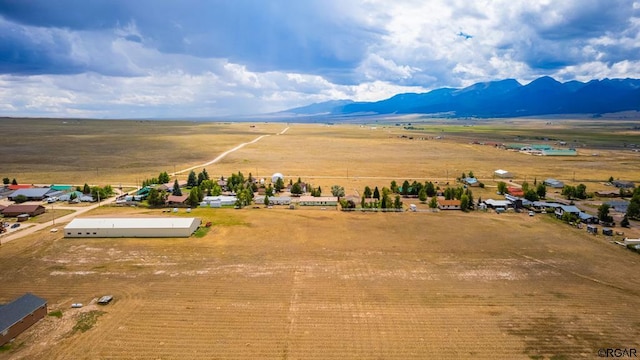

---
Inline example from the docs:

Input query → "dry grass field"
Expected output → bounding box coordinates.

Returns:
[1,117,639,359]
[0,118,283,185]
[1,207,640,359]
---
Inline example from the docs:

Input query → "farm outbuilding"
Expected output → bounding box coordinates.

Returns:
[0,293,47,346]
[494,169,513,178]
[64,218,201,238]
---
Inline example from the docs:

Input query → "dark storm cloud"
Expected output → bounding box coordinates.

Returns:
[0,0,382,82]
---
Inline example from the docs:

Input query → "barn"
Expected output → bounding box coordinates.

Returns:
[64,218,201,238]
[0,293,47,346]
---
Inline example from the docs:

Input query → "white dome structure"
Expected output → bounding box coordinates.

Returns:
[271,173,284,183]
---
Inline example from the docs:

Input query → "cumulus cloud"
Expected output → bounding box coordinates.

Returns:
[0,0,638,117]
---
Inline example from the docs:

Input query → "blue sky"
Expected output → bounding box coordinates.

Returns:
[1,0,639,118]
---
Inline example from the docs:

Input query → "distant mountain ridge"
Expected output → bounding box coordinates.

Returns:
[282,77,640,118]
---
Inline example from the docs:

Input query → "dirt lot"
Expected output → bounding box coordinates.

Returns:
[1,207,639,359]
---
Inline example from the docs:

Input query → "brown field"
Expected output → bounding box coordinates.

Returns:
[1,207,640,359]
[1,117,640,359]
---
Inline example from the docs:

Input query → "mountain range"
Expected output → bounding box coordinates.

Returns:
[280,77,640,119]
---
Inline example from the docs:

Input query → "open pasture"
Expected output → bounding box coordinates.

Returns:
[0,118,283,185]
[1,118,638,194]
[1,207,640,359]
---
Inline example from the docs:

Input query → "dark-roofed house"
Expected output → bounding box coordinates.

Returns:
[166,194,189,205]
[8,188,56,201]
[555,205,581,219]
[0,293,47,346]
[2,204,46,217]
[544,178,565,188]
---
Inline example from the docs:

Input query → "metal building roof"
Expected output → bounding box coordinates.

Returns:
[9,188,54,198]
[65,217,199,230]
[0,293,47,333]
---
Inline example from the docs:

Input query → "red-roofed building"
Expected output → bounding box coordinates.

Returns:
[507,187,524,197]
[7,184,32,191]
[437,199,461,210]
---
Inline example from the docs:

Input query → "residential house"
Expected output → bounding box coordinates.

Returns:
[612,180,635,189]
[166,195,189,205]
[298,196,338,206]
[544,178,565,188]
[437,199,461,210]
[2,204,46,217]
[254,195,292,205]
[595,190,620,198]
[463,177,479,187]
[58,191,95,202]
[483,199,511,209]
[554,205,581,219]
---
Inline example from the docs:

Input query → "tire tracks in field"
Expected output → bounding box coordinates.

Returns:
[282,267,303,360]
[516,253,638,295]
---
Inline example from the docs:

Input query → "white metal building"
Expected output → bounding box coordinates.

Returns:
[494,169,513,178]
[64,218,201,238]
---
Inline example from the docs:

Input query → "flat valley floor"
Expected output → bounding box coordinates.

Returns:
[1,208,640,359]
[1,118,639,359]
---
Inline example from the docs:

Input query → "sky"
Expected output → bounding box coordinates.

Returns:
[1,0,639,118]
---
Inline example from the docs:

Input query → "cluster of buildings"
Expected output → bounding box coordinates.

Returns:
[0,184,97,221]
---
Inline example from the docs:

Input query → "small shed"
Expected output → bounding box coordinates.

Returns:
[494,169,513,178]
[0,293,47,346]
[602,228,613,236]
[587,224,598,234]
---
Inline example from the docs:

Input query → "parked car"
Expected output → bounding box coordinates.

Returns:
[11,223,20,228]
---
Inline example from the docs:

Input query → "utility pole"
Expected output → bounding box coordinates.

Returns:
[52,203,55,225]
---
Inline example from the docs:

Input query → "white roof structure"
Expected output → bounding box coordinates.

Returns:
[64,217,200,238]
[494,169,513,178]
[484,199,511,208]
[271,173,284,183]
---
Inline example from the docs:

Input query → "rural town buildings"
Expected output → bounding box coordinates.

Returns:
[0,293,47,346]
[64,218,201,238]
